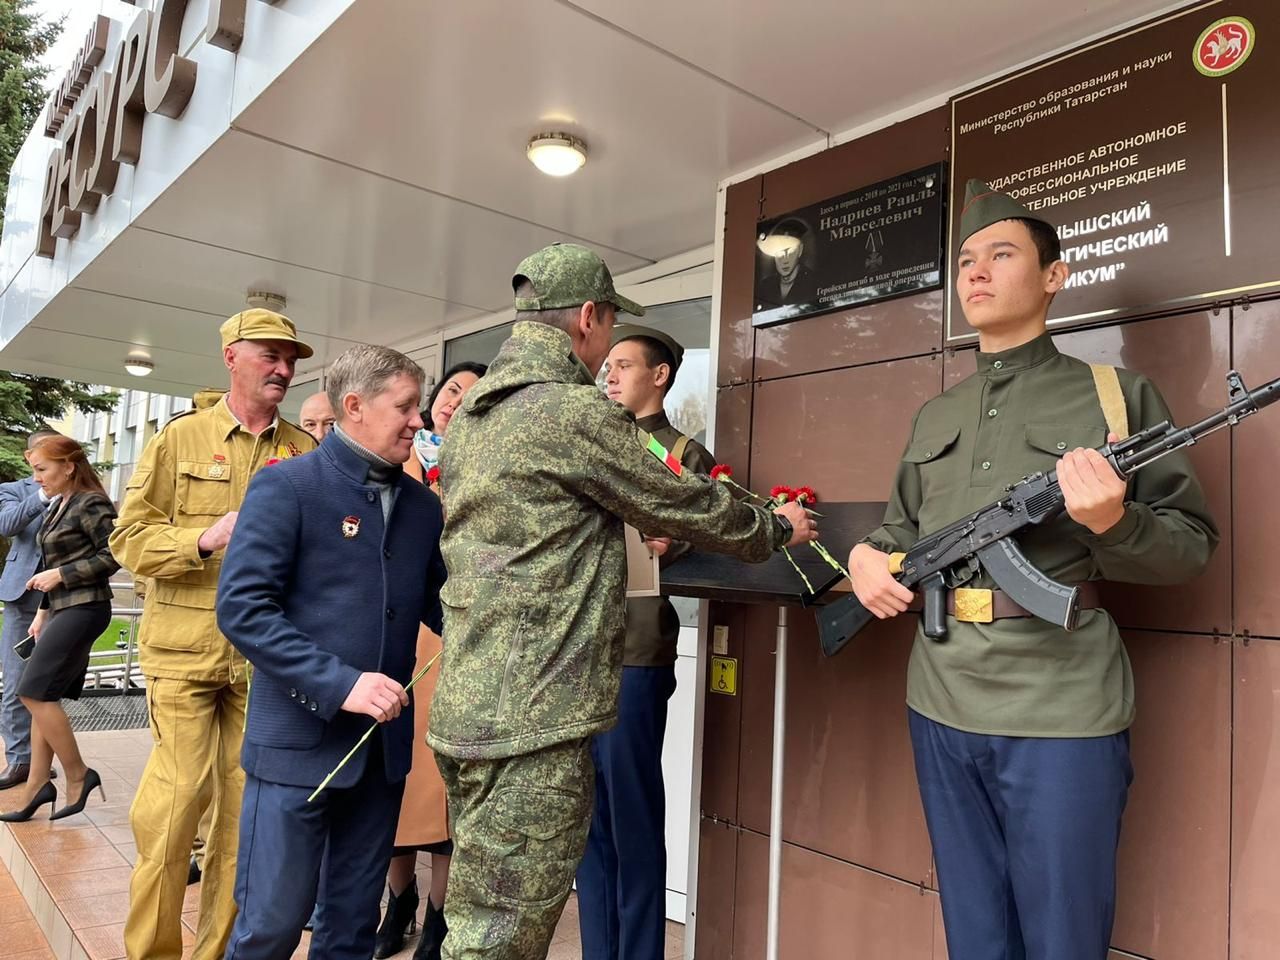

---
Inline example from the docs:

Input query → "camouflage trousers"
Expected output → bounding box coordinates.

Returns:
[436,739,594,959]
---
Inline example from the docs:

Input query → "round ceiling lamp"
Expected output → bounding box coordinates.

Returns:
[527,133,587,177]
[124,353,154,377]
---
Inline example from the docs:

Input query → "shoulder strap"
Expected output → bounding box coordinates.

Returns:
[670,435,691,464]
[1089,363,1130,440]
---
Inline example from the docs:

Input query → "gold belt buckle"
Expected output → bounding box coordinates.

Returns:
[954,588,994,623]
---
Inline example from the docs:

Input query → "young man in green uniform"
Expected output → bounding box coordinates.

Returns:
[849,181,1218,959]
[429,243,817,959]
[576,326,713,960]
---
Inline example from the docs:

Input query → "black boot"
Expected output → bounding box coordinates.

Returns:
[412,897,447,960]
[373,877,420,959]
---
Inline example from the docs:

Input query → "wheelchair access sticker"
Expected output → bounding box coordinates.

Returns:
[710,656,738,696]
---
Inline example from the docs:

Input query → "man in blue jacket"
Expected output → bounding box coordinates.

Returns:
[216,345,447,960]
[0,429,60,788]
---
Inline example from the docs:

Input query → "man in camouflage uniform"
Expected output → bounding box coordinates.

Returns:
[849,181,1217,959]
[110,310,316,960]
[576,326,712,960]
[429,243,817,959]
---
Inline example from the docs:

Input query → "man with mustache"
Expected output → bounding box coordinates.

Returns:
[110,310,317,960]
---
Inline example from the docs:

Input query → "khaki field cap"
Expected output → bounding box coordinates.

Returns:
[611,324,684,374]
[958,179,1054,247]
[219,308,314,359]
[513,242,645,318]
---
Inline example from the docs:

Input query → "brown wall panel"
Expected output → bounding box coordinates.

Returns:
[1233,300,1280,639]
[754,288,944,382]
[732,607,777,833]
[1111,630,1231,960]
[713,384,753,485]
[933,893,949,960]
[719,176,762,387]
[733,830,936,960]
[701,602,748,823]
[1230,636,1280,958]
[749,354,942,502]
[937,311,1232,634]
[759,108,949,220]
[736,612,931,884]
[693,818,739,960]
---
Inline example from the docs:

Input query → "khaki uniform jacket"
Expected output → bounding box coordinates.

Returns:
[108,396,315,682]
[624,412,715,666]
[864,333,1217,737]
[429,322,787,760]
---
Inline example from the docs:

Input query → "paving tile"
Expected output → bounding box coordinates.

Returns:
[28,846,128,879]
[40,868,133,901]
[70,922,126,960]
[0,919,47,957]
[58,891,131,932]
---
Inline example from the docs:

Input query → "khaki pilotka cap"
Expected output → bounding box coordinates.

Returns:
[219,308,315,359]
[958,178,1054,246]
[611,324,685,374]
[512,243,646,318]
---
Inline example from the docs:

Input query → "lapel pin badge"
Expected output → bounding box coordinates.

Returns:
[342,515,361,539]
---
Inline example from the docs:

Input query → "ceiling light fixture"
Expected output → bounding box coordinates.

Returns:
[124,354,154,377]
[527,133,587,177]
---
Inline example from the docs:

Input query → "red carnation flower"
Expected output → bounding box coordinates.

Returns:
[794,486,817,504]
[426,465,441,484]
[710,464,732,480]
[265,457,281,466]
[770,485,793,503]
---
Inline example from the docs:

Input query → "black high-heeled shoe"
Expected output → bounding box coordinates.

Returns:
[50,768,105,821]
[373,877,420,958]
[0,781,57,822]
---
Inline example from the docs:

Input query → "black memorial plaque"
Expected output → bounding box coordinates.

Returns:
[751,165,946,329]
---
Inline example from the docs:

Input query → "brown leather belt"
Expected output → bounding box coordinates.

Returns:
[911,582,1102,623]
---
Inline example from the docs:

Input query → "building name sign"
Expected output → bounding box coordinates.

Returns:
[37,0,275,259]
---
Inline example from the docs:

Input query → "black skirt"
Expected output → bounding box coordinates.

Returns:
[17,600,111,702]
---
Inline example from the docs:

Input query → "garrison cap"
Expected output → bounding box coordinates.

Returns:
[219,308,314,359]
[512,243,645,318]
[958,178,1053,246]
[611,324,684,374]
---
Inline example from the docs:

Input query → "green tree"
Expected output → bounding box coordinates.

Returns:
[0,375,118,480]
[0,0,62,233]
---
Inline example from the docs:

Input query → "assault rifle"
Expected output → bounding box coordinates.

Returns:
[817,370,1280,657]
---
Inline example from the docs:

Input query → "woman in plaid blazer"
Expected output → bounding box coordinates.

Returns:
[0,435,119,822]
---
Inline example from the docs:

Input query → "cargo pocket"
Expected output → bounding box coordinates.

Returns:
[484,783,590,905]
[177,461,231,516]
[902,427,961,498]
[1024,422,1106,469]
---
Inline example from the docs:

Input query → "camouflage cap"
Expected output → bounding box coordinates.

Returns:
[958,179,1053,247]
[512,243,645,318]
[610,323,684,374]
[219,308,314,360]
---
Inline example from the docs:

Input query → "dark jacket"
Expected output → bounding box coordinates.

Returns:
[37,491,119,611]
[216,432,446,789]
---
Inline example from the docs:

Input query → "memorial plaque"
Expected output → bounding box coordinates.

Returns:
[948,0,1280,342]
[751,164,946,329]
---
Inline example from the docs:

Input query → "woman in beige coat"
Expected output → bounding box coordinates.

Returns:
[374,361,485,960]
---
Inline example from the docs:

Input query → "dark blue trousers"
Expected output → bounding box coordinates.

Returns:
[224,741,405,960]
[577,664,678,960]
[909,709,1132,960]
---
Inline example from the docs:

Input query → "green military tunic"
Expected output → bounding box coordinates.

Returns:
[864,333,1217,738]
[625,412,716,666]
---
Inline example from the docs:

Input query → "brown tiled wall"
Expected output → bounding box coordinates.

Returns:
[698,108,1280,959]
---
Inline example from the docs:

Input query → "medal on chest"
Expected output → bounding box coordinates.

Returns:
[342,515,361,539]
[209,454,227,479]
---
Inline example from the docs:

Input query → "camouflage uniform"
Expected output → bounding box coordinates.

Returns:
[429,244,790,959]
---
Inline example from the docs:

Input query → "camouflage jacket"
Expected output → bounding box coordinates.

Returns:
[428,321,786,759]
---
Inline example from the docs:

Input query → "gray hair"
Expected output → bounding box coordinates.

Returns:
[513,278,582,333]
[326,345,425,421]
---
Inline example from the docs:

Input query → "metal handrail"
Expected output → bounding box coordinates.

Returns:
[83,603,145,693]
